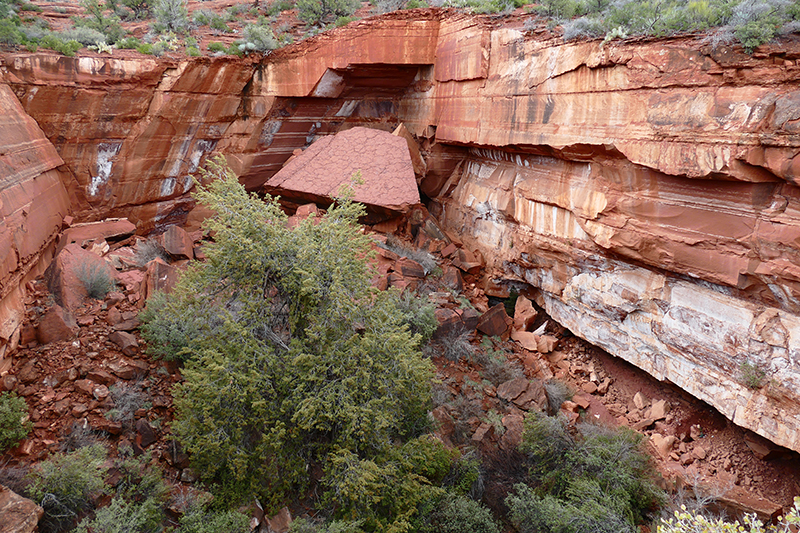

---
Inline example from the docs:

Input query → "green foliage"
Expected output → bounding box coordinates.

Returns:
[394,290,437,347]
[120,0,149,19]
[241,17,278,50]
[657,497,800,532]
[39,34,83,55]
[28,444,108,533]
[296,0,360,24]
[443,0,517,14]
[152,0,188,33]
[323,436,455,532]
[335,14,356,24]
[265,0,296,15]
[113,448,169,503]
[418,493,500,533]
[176,504,251,533]
[58,25,107,45]
[140,291,211,360]
[206,40,227,52]
[74,497,162,533]
[192,9,232,31]
[73,0,125,43]
[557,0,800,52]
[115,35,140,47]
[0,18,25,44]
[289,518,364,533]
[76,261,115,300]
[507,413,665,533]
[739,360,767,389]
[152,157,436,519]
[0,392,31,451]
[405,0,428,7]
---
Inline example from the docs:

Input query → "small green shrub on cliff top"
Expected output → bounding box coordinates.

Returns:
[557,0,800,52]
[0,392,31,451]
[296,0,360,24]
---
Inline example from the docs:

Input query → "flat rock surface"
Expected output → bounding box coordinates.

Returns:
[265,127,420,212]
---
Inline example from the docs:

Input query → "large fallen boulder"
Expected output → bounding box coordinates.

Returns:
[264,127,420,216]
[45,243,116,310]
[0,484,43,533]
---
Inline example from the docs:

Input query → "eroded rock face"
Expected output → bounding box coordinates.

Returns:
[2,13,800,453]
[0,82,71,366]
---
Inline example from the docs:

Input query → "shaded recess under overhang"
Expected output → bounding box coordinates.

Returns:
[234,63,429,189]
[310,64,426,98]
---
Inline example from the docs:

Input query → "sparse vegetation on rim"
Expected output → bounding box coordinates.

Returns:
[2,0,797,57]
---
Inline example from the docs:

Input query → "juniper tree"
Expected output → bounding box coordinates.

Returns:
[144,158,436,521]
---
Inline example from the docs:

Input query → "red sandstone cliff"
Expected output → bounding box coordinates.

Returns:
[2,13,800,452]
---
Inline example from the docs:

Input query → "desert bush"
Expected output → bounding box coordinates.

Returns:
[289,518,363,533]
[152,0,189,33]
[74,497,162,533]
[394,290,438,346]
[56,25,107,45]
[0,392,31,451]
[544,378,572,414]
[120,0,149,18]
[657,497,800,532]
[140,290,221,361]
[418,493,500,533]
[76,260,115,300]
[0,464,30,495]
[112,448,169,504]
[206,40,227,52]
[739,359,767,389]
[296,0,360,24]
[0,0,21,18]
[28,444,108,533]
[562,15,605,38]
[115,35,140,47]
[73,0,125,43]
[507,413,665,533]
[378,235,440,276]
[322,436,455,531]
[106,382,151,428]
[265,0,296,15]
[152,157,435,521]
[0,18,25,44]
[373,0,406,11]
[435,329,475,362]
[192,9,231,31]
[38,34,83,55]
[59,422,99,453]
[177,506,251,533]
[241,18,278,50]
[480,350,524,385]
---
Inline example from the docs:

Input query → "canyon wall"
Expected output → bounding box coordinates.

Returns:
[2,13,800,452]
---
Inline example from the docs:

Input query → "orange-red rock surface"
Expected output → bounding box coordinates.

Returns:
[265,127,420,212]
[0,82,71,368]
[3,12,800,452]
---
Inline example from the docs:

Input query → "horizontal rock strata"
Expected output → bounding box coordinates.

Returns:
[2,12,800,452]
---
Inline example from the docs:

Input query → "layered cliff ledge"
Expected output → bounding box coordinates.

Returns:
[2,11,800,453]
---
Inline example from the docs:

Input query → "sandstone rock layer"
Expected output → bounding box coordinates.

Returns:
[2,13,800,452]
